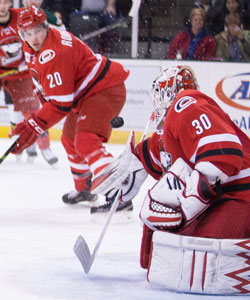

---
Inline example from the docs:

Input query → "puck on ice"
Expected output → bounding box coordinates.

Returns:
[110,116,124,128]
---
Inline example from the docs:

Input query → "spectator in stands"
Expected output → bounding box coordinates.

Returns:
[69,0,117,53]
[242,0,250,29]
[215,13,250,62]
[184,0,224,35]
[167,7,216,61]
[41,1,78,30]
[221,0,249,30]
[50,3,66,26]
[23,0,66,30]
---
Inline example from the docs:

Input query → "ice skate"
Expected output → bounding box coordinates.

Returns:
[26,144,37,163]
[62,189,98,205]
[41,148,58,166]
[90,196,133,214]
[15,153,22,162]
[90,195,134,224]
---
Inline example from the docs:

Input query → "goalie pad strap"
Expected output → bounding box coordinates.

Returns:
[148,231,250,295]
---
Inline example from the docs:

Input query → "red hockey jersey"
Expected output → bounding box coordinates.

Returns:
[0,8,29,80]
[23,28,129,128]
[137,89,250,203]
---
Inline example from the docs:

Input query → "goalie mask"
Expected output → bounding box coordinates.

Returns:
[151,65,199,131]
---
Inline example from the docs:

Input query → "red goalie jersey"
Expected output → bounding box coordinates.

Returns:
[137,89,250,204]
[0,8,29,80]
[23,28,129,128]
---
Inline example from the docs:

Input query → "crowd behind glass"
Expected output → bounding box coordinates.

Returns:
[23,0,250,62]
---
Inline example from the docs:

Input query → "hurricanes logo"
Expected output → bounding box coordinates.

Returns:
[39,49,55,64]
[174,96,197,113]
[216,73,250,111]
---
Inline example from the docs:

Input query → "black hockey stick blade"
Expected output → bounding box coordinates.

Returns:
[0,136,19,164]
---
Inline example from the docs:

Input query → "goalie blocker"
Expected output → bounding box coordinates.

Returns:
[148,230,250,295]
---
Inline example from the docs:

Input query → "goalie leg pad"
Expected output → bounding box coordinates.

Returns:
[91,131,148,202]
[148,231,250,295]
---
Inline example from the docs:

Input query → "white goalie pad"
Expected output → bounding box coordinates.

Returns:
[91,131,148,201]
[91,131,135,194]
[148,231,250,295]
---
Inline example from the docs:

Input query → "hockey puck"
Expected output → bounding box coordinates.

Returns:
[110,116,124,128]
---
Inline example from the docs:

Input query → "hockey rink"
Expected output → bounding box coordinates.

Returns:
[0,138,245,300]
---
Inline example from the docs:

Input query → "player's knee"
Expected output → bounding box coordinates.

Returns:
[61,134,74,154]
[74,131,103,157]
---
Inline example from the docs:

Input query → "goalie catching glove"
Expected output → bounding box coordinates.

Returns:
[91,130,148,202]
[140,158,216,231]
[8,113,47,154]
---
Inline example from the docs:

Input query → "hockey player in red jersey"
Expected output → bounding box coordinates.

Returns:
[0,0,58,165]
[92,65,250,294]
[9,6,131,210]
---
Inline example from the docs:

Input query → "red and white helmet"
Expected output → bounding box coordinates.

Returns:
[150,65,199,131]
[17,6,47,31]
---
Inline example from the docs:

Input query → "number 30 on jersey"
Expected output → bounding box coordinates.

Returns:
[192,113,212,135]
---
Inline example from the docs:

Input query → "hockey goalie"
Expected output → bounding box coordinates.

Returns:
[91,65,250,295]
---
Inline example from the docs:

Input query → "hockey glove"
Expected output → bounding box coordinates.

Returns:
[8,113,47,154]
[179,169,216,225]
[91,130,148,202]
[140,158,191,230]
[140,157,216,231]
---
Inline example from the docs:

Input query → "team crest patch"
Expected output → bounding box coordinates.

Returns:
[39,49,55,64]
[160,151,172,172]
[174,96,196,113]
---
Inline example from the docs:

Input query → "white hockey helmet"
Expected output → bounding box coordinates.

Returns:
[150,65,199,131]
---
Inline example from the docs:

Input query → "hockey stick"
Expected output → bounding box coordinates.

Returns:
[78,0,142,42]
[73,190,121,273]
[140,112,154,142]
[0,135,19,164]
[73,112,153,273]
[79,18,128,41]
[0,69,19,79]
[0,65,28,79]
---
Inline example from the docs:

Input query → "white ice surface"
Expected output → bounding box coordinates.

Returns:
[0,138,245,300]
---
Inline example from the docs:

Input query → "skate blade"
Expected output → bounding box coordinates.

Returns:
[50,162,59,169]
[16,154,22,162]
[27,156,35,164]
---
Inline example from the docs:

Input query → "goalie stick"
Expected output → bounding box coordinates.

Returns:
[73,112,153,273]
[0,135,19,164]
[73,190,121,273]
[140,112,154,142]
